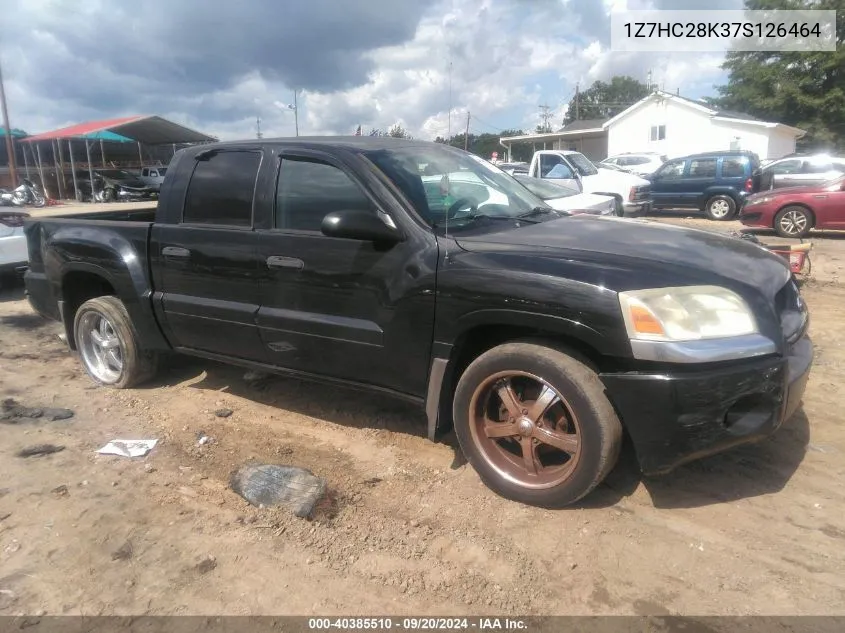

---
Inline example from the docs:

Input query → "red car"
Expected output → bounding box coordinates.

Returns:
[740,175,845,238]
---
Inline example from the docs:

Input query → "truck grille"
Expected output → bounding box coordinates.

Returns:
[775,279,807,344]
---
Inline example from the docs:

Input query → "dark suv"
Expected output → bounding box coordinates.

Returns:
[648,151,761,221]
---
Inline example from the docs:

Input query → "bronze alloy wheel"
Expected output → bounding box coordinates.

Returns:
[468,370,581,489]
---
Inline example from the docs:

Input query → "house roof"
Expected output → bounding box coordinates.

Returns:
[602,91,804,137]
[712,109,762,122]
[22,115,216,144]
[557,118,609,132]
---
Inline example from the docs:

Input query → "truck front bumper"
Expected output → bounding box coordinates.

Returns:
[622,200,651,217]
[600,334,812,475]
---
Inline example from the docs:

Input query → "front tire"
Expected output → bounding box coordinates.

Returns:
[102,188,115,202]
[775,205,813,238]
[452,341,622,507]
[73,296,158,388]
[704,195,736,221]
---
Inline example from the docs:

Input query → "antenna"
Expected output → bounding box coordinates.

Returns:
[447,60,453,140]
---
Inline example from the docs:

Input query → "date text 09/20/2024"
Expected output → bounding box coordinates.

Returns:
[308,618,527,630]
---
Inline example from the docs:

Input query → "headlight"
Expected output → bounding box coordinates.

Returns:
[744,196,773,207]
[618,285,757,342]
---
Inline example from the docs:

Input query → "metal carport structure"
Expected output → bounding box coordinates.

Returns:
[21,115,216,201]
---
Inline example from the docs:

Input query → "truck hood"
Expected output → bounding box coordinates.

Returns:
[454,215,790,298]
[546,192,615,214]
[590,168,650,187]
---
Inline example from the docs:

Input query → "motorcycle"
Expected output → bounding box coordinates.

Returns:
[0,179,46,208]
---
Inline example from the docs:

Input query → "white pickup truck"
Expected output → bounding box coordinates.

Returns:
[528,150,652,216]
[137,166,168,191]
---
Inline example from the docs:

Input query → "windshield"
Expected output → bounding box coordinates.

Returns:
[515,175,578,200]
[363,144,547,232]
[567,153,598,177]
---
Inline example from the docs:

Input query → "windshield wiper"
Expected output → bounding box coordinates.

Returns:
[465,212,540,224]
[518,206,560,220]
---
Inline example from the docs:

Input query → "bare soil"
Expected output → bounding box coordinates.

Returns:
[1,215,844,616]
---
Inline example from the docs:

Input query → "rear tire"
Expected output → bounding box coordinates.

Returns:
[452,341,622,507]
[704,195,736,221]
[73,296,158,389]
[774,205,813,238]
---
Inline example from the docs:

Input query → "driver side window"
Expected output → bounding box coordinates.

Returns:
[657,160,685,179]
[276,157,375,232]
[539,154,563,177]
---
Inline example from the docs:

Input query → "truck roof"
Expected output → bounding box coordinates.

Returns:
[189,136,434,154]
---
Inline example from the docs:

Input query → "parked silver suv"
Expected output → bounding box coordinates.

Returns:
[600,152,666,177]
[759,154,845,190]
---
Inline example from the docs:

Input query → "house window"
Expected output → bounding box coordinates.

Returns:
[650,125,666,141]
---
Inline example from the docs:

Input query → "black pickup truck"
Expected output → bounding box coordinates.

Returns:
[24,137,812,507]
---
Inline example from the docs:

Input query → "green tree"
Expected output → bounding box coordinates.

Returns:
[434,129,531,162]
[563,76,651,124]
[715,0,845,151]
[388,124,412,139]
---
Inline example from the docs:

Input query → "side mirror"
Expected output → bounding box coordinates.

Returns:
[321,210,403,244]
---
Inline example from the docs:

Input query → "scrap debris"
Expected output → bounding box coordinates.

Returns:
[16,444,65,458]
[97,439,158,458]
[1,398,74,424]
[230,463,327,519]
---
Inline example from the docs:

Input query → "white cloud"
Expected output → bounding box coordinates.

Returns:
[3,0,735,142]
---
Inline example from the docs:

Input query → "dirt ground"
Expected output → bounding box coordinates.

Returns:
[1,213,844,617]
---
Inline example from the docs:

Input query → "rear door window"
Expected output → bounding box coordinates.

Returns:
[767,159,802,175]
[688,158,717,178]
[721,158,747,178]
[183,150,262,227]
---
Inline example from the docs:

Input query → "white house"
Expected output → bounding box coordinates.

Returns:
[499,91,805,162]
[604,91,805,160]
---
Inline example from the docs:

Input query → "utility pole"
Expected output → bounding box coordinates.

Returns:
[0,58,19,188]
[293,90,299,137]
[256,115,263,139]
[464,111,470,151]
[575,82,580,120]
[538,104,553,133]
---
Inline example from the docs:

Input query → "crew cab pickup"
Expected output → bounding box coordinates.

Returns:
[528,150,652,216]
[24,137,812,507]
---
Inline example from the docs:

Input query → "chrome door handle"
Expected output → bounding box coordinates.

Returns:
[266,255,304,270]
[162,246,190,258]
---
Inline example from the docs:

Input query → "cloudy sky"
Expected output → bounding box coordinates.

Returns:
[3,0,743,141]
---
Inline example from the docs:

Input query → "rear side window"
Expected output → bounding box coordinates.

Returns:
[183,150,261,226]
[688,158,717,178]
[721,158,746,178]
[275,157,374,232]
